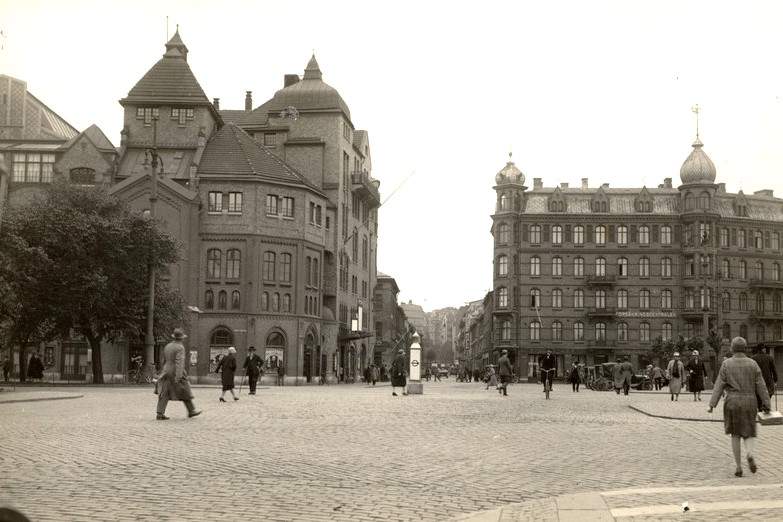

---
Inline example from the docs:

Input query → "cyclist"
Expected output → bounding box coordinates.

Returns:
[497,349,513,396]
[539,348,557,393]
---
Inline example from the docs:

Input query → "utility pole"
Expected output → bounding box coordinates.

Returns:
[144,116,161,372]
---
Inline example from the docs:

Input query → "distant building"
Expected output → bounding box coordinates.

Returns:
[491,133,783,381]
[372,272,408,369]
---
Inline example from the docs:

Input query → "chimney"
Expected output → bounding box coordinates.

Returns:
[560,182,569,188]
[212,98,220,110]
[284,74,300,88]
[245,91,252,111]
[581,178,588,189]
[664,177,672,188]
[533,178,543,189]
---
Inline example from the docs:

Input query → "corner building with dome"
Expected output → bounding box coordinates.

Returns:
[111,31,380,384]
[491,135,783,381]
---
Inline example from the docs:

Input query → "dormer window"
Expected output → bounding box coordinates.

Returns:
[170,107,194,125]
[70,167,96,185]
[136,107,159,125]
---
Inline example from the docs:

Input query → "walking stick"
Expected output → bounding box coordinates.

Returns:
[238,369,246,395]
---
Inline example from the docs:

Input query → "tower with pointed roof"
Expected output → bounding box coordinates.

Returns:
[487,120,783,381]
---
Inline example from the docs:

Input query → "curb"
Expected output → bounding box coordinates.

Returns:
[628,404,723,423]
[0,394,83,405]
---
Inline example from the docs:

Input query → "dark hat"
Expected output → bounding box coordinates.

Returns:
[171,328,187,339]
[501,349,508,354]
[248,346,256,352]
[398,349,405,354]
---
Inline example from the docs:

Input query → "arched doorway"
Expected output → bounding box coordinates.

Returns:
[303,330,317,383]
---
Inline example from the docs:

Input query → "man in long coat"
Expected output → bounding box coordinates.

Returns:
[242,346,264,395]
[618,355,634,395]
[751,344,778,410]
[156,328,202,420]
[497,349,514,396]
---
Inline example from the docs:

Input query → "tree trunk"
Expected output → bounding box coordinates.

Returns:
[86,333,104,384]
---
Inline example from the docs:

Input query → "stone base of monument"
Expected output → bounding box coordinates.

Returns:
[407,382,423,395]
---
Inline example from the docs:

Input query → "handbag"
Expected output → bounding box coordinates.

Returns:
[758,389,783,426]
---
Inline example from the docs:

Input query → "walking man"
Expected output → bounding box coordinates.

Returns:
[497,349,513,396]
[751,344,778,411]
[619,355,634,396]
[242,346,263,395]
[155,328,202,420]
[276,361,285,386]
[2,355,11,382]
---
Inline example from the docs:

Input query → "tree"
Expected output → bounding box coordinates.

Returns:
[0,181,184,383]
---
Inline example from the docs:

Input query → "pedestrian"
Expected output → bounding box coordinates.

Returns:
[568,360,581,392]
[686,350,708,401]
[27,352,44,382]
[619,355,634,396]
[155,328,202,420]
[432,365,441,382]
[391,348,407,396]
[369,364,379,386]
[277,361,285,386]
[612,357,624,395]
[217,346,239,402]
[380,364,388,382]
[667,352,686,401]
[2,355,11,382]
[497,349,513,396]
[424,366,431,382]
[708,336,771,477]
[651,364,664,390]
[242,346,263,395]
[751,344,778,411]
[539,348,557,393]
[485,366,498,390]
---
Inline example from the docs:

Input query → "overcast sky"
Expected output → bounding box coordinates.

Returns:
[3,0,783,312]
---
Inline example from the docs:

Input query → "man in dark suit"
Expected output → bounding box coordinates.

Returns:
[751,344,778,410]
[242,346,264,395]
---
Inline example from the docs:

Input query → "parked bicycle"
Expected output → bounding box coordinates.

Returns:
[126,356,156,384]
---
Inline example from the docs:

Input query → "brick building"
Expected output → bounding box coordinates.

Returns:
[491,135,783,381]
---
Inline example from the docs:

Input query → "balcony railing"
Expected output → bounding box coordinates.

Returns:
[749,311,783,322]
[587,307,616,317]
[351,171,381,208]
[749,278,783,290]
[586,275,617,286]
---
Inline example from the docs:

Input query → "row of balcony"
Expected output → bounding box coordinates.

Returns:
[351,171,381,208]
[495,307,783,321]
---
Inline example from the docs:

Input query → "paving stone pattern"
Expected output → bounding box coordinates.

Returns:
[1,383,782,521]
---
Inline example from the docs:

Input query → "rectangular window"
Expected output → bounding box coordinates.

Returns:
[737,229,747,248]
[282,197,294,218]
[661,226,672,245]
[11,153,55,183]
[264,133,277,147]
[772,232,780,251]
[280,253,292,283]
[573,226,584,245]
[170,107,193,125]
[266,195,279,216]
[136,107,159,125]
[226,250,241,279]
[228,192,242,213]
[263,252,276,280]
[208,192,223,212]
[640,323,650,342]
[617,226,628,245]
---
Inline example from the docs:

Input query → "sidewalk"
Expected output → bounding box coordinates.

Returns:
[453,393,783,522]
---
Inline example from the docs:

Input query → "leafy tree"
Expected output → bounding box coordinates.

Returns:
[0,181,184,383]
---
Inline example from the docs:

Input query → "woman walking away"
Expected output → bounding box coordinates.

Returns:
[667,352,686,401]
[708,336,771,477]
[391,349,407,396]
[486,366,498,390]
[217,346,239,402]
[569,361,581,392]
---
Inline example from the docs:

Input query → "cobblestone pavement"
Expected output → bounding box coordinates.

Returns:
[1,381,782,521]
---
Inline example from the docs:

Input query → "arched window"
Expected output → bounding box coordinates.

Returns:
[497,255,508,276]
[595,257,606,276]
[530,321,541,340]
[699,191,710,210]
[207,249,221,278]
[639,257,650,277]
[617,225,628,245]
[640,289,651,309]
[205,290,214,310]
[552,288,563,308]
[530,256,541,276]
[231,291,240,310]
[661,289,672,309]
[211,327,233,347]
[552,321,562,341]
[722,323,731,339]
[573,289,584,308]
[573,322,584,341]
[500,193,509,211]
[662,322,673,341]
[739,293,748,311]
[530,225,542,244]
[617,257,628,277]
[595,225,606,244]
[638,225,650,245]
[263,251,276,280]
[617,322,628,341]
[573,225,584,245]
[280,253,292,283]
[617,289,628,309]
[226,249,241,279]
[497,287,508,308]
[552,225,563,245]
[722,291,731,312]
[640,322,650,342]
[661,257,672,277]
[552,256,562,276]
[272,292,280,312]
[755,261,764,281]
[661,226,672,245]
[772,263,781,282]
[595,322,606,342]
[261,292,269,311]
[497,223,509,244]
[501,320,511,341]
[574,257,585,276]
[530,289,540,308]
[283,293,292,313]
[595,289,607,309]
[218,290,227,310]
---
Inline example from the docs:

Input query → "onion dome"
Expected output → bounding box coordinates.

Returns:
[680,138,716,184]
[495,152,525,184]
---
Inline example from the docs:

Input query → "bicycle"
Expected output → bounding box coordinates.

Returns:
[541,368,556,400]
[126,356,157,384]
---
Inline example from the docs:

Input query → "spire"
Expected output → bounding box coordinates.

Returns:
[165,27,189,62]
[303,54,322,80]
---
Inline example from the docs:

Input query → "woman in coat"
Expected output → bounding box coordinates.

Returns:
[390,349,407,397]
[667,352,686,401]
[709,336,771,477]
[612,358,624,394]
[568,361,581,392]
[217,346,239,402]
[155,328,201,420]
[486,366,498,390]
[686,350,708,401]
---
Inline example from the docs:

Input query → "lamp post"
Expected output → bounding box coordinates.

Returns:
[144,116,161,371]
[700,252,714,381]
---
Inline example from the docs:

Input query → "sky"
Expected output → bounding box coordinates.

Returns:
[3,0,783,312]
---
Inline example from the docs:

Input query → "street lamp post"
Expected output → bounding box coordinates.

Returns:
[144,116,161,372]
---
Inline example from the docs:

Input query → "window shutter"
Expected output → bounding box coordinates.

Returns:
[521,224,529,242]
[652,225,659,243]
[731,228,736,246]
[586,225,593,243]
[543,225,550,243]
[630,225,638,243]
[565,225,571,243]
[765,231,771,249]
[608,225,615,243]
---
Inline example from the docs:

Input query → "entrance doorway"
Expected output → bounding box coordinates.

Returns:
[62,342,89,380]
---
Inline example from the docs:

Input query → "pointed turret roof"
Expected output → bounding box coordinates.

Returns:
[119,31,213,110]
[198,123,323,193]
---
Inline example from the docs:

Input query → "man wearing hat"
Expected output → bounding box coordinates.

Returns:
[539,348,557,393]
[497,349,514,396]
[242,346,264,395]
[686,349,708,401]
[155,328,202,420]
